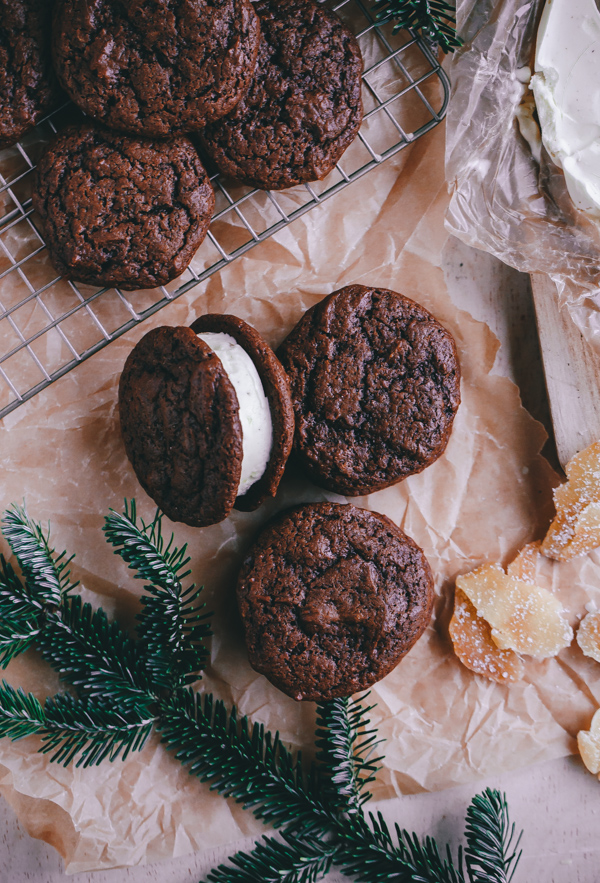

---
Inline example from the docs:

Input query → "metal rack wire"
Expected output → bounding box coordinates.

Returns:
[0,0,449,420]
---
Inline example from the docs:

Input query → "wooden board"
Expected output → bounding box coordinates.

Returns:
[531,273,600,469]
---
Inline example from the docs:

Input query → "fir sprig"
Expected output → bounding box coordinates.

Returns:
[206,832,337,883]
[465,790,522,883]
[2,504,77,605]
[159,689,331,837]
[371,0,462,53]
[0,503,523,883]
[315,696,382,814]
[104,502,212,689]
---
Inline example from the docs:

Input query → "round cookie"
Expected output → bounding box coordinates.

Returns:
[119,318,294,526]
[190,314,294,513]
[199,0,364,190]
[0,0,61,149]
[33,124,215,290]
[278,285,461,496]
[120,326,242,527]
[236,502,435,701]
[52,0,260,138]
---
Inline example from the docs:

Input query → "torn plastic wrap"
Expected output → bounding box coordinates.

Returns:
[446,0,600,345]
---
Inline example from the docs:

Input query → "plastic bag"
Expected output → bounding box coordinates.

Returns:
[446,0,600,346]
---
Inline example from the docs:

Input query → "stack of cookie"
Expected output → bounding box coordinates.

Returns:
[119,285,461,700]
[0,0,364,291]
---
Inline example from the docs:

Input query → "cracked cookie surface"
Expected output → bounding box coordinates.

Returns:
[236,502,435,700]
[33,124,215,290]
[199,0,364,190]
[278,285,461,496]
[119,325,243,527]
[0,0,61,148]
[52,0,260,137]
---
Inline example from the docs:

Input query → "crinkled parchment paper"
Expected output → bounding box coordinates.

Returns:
[2,121,600,873]
[446,0,600,346]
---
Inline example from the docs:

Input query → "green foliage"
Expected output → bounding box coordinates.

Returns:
[0,681,45,740]
[159,689,331,836]
[0,556,43,667]
[465,789,522,883]
[42,693,155,768]
[39,595,155,710]
[371,0,462,53]
[0,502,523,883]
[205,832,337,883]
[2,504,77,605]
[315,696,382,813]
[104,502,212,689]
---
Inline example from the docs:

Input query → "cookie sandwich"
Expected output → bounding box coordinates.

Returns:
[119,315,294,527]
[237,502,435,701]
[278,284,461,496]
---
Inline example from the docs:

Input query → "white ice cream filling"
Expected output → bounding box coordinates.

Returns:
[197,331,273,497]
[531,0,600,219]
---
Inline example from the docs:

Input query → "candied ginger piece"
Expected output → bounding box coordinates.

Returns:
[577,709,600,775]
[542,440,600,560]
[456,562,573,659]
[577,612,600,663]
[449,588,524,683]
[506,541,542,582]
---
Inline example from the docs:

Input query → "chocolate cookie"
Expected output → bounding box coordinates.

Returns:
[119,318,294,527]
[199,0,364,190]
[190,314,294,513]
[0,0,61,149]
[33,124,215,290]
[237,502,435,701]
[52,0,260,138]
[278,285,461,496]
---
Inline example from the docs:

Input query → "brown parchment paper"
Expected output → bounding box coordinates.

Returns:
[2,122,600,873]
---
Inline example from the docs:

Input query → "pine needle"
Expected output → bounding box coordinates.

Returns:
[465,789,523,883]
[42,693,155,767]
[104,502,212,688]
[2,504,77,605]
[371,0,462,53]
[205,832,337,883]
[0,681,45,740]
[159,689,332,837]
[315,696,383,813]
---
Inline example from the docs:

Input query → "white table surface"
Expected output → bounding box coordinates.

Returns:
[3,235,599,882]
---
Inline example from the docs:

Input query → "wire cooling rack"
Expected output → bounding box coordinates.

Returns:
[0,0,449,420]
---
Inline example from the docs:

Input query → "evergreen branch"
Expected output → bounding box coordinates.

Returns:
[41,693,155,768]
[205,832,337,883]
[315,696,383,814]
[39,595,155,710]
[334,811,465,883]
[0,681,46,740]
[159,689,332,836]
[104,502,212,688]
[371,0,462,53]
[464,789,523,883]
[104,501,191,590]
[2,504,77,605]
[0,556,44,667]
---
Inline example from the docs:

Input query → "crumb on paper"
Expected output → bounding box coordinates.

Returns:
[542,440,600,561]
[449,588,524,683]
[577,612,600,663]
[455,546,573,660]
[578,710,600,776]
